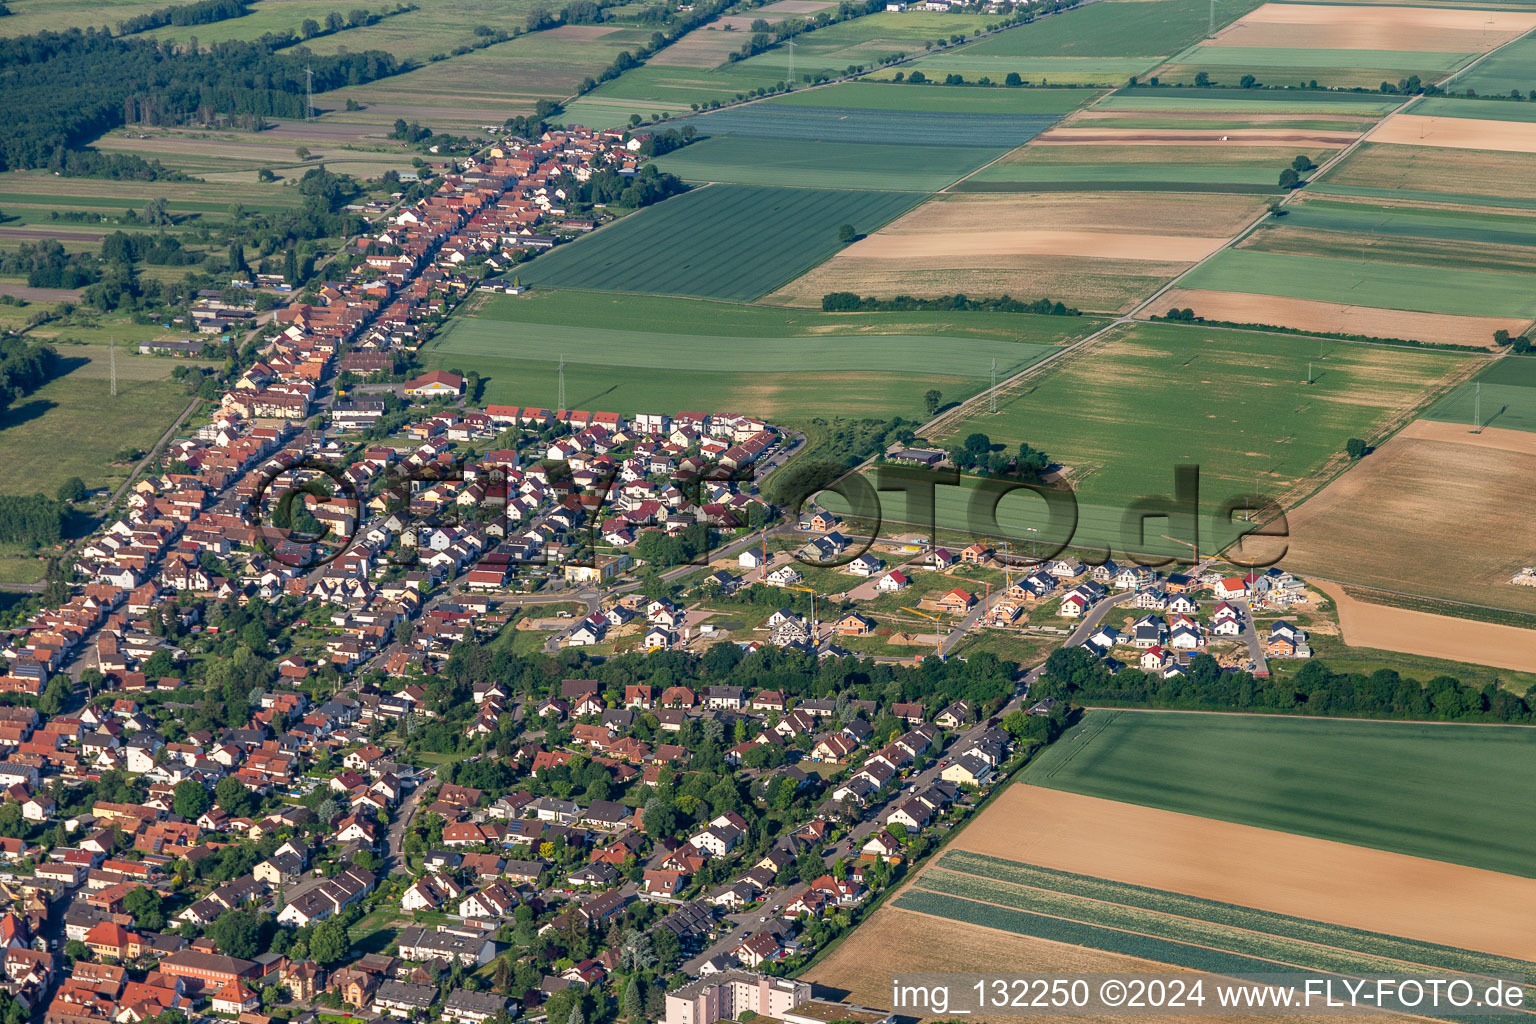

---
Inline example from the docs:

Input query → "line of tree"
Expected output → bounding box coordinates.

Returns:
[1035,646,1536,724]
[821,292,1080,315]
[0,28,403,173]
[947,431,1049,479]
[0,337,58,415]
[116,0,249,35]
[0,494,68,547]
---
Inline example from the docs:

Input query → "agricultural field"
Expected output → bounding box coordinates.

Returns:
[726,11,998,80]
[513,183,924,301]
[562,65,789,130]
[1175,247,1536,327]
[1154,3,1536,88]
[1426,354,1536,432]
[1284,416,1536,615]
[889,0,1266,86]
[0,0,167,36]
[139,0,422,50]
[767,191,1271,312]
[1024,711,1536,879]
[653,83,1082,189]
[321,25,659,128]
[898,321,1475,555]
[91,119,417,182]
[0,339,205,501]
[419,289,1097,420]
[1451,25,1536,96]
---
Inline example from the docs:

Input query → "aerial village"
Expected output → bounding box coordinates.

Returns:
[0,123,1320,1024]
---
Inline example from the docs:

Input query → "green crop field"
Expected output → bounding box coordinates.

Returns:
[724,11,997,80]
[667,96,1068,146]
[0,340,204,500]
[955,0,1261,59]
[930,852,1536,979]
[1277,198,1536,249]
[964,143,1319,192]
[513,183,925,300]
[1411,95,1536,123]
[1092,89,1401,114]
[1179,249,1536,317]
[567,66,787,129]
[1169,44,1472,73]
[653,137,1002,190]
[766,81,1097,113]
[814,321,1470,560]
[936,320,1469,509]
[1022,710,1536,876]
[1425,356,1536,433]
[419,289,1094,419]
[890,0,1262,83]
[1454,27,1536,96]
[323,27,657,127]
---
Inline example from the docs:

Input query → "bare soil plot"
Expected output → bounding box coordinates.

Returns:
[540,23,624,39]
[1314,578,1536,675]
[767,192,1265,312]
[1372,113,1536,154]
[1284,418,1536,615]
[951,785,1536,961]
[1033,127,1360,146]
[1205,1,1536,50]
[759,0,837,10]
[1154,287,1521,345]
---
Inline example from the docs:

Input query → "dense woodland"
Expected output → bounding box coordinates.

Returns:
[0,337,57,413]
[1035,646,1536,724]
[0,494,68,547]
[0,29,402,173]
[115,0,249,35]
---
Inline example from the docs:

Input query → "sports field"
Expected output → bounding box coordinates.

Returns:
[1025,710,1536,876]
[420,289,1097,420]
[514,184,925,301]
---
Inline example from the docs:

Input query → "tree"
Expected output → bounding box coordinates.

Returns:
[209,908,262,959]
[1278,167,1300,189]
[309,918,350,965]
[1194,71,1211,86]
[1495,328,1512,346]
[215,776,255,817]
[124,886,165,931]
[837,223,856,244]
[39,674,71,716]
[56,476,86,502]
[1004,71,1022,86]
[923,389,942,416]
[1239,73,1257,88]
[1291,154,1315,172]
[301,17,320,36]
[173,779,211,819]
[295,146,311,160]
[1345,437,1367,459]
[64,939,89,963]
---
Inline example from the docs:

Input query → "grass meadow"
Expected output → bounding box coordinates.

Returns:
[513,183,926,300]
[1023,710,1536,876]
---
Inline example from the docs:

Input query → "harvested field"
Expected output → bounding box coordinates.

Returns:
[648,26,758,67]
[1322,141,1536,205]
[1152,288,1520,345]
[1372,113,1536,153]
[767,192,1265,312]
[1315,578,1536,675]
[1031,127,1359,145]
[1284,418,1536,614]
[1204,1,1536,51]
[849,229,1226,261]
[974,781,1536,958]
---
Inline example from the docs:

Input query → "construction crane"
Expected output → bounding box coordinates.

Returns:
[901,606,946,659]
[783,584,821,640]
